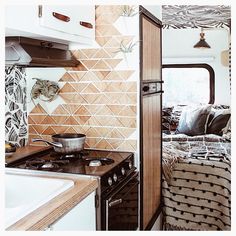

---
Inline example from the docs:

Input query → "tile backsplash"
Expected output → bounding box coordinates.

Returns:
[5,66,28,147]
[27,5,139,152]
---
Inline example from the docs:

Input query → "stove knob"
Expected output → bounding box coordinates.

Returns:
[121,167,125,175]
[113,173,118,182]
[108,177,113,186]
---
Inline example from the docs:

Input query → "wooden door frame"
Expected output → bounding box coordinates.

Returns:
[139,6,163,230]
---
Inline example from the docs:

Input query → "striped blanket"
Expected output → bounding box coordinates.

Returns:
[162,134,231,231]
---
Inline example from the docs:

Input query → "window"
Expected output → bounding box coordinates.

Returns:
[162,64,215,106]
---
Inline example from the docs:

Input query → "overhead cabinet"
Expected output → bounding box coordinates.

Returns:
[5,5,95,46]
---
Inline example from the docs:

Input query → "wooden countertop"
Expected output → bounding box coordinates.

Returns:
[5,168,98,231]
[5,145,52,165]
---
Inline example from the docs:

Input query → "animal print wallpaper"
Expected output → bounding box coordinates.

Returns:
[162,5,230,29]
[5,66,28,147]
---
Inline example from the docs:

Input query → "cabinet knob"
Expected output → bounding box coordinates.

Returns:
[52,12,70,22]
[80,21,93,29]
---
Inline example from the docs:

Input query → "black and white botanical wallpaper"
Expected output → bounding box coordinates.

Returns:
[5,66,28,147]
[162,5,231,29]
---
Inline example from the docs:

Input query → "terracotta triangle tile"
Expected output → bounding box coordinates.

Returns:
[51,125,68,134]
[30,104,47,114]
[65,127,77,133]
[51,116,68,125]
[42,126,56,135]
[104,37,121,48]
[118,117,136,128]
[68,72,87,81]
[85,116,101,126]
[95,139,113,150]
[127,140,137,150]
[33,125,48,134]
[74,116,91,125]
[117,70,135,80]
[106,128,124,139]
[93,127,111,137]
[126,82,137,92]
[52,105,70,115]
[96,25,121,37]
[103,59,122,69]
[65,62,88,71]
[85,137,101,148]
[29,115,47,124]
[84,105,101,115]
[59,72,76,82]
[104,71,122,81]
[92,71,110,80]
[71,50,88,59]
[127,93,137,104]
[80,60,99,70]
[41,116,56,125]
[104,48,120,58]
[95,36,112,47]
[95,105,113,116]
[60,83,77,93]
[86,127,100,138]
[107,139,123,149]
[80,72,100,81]
[80,49,99,59]
[117,141,134,152]
[81,84,100,93]
[118,128,136,138]
[74,105,91,116]
[28,125,37,134]
[62,105,81,115]
[59,93,75,103]
[73,126,86,134]
[72,83,89,92]
[107,105,124,115]
[92,60,110,70]
[93,49,111,59]
[63,116,79,125]
[118,106,136,117]
[81,94,100,104]
[28,116,36,124]
[96,13,120,25]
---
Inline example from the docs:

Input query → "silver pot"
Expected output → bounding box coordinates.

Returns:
[32,133,86,153]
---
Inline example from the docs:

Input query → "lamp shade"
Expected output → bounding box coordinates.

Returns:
[194,31,211,49]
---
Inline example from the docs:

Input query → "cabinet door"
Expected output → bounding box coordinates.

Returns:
[48,191,96,231]
[142,94,161,229]
[39,5,95,39]
[142,16,161,81]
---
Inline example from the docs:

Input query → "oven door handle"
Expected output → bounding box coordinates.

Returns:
[109,198,122,207]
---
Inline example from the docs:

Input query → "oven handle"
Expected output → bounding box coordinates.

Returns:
[109,198,122,207]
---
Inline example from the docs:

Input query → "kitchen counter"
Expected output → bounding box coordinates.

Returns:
[5,145,52,165]
[5,168,98,231]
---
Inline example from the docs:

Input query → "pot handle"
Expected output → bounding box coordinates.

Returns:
[32,138,63,148]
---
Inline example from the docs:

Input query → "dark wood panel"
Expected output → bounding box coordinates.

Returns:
[142,94,161,228]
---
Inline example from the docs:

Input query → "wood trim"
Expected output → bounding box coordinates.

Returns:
[139,6,163,230]
[162,63,215,104]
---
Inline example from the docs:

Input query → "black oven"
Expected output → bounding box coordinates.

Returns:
[101,171,139,230]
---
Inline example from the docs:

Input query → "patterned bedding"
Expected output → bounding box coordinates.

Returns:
[162,133,231,231]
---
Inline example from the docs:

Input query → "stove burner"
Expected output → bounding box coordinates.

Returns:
[89,160,102,167]
[25,159,69,171]
[84,157,114,166]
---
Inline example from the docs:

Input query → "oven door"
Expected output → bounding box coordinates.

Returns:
[103,171,139,230]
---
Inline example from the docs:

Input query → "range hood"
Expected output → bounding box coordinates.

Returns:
[5,37,79,67]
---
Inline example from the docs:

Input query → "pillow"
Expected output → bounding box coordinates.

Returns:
[176,105,212,136]
[207,109,231,136]
[162,107,173,131]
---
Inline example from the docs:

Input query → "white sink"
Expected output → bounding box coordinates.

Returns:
[5,172,74,229]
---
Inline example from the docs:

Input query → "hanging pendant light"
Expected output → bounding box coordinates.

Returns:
[194,28,211,49]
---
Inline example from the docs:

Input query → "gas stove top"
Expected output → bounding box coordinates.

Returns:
[10,149,133,177]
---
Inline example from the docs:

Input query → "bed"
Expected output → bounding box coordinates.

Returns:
[161,105,231,231]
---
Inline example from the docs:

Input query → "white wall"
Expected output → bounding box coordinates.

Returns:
[143,5,162,20]
[162,28,230,105]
